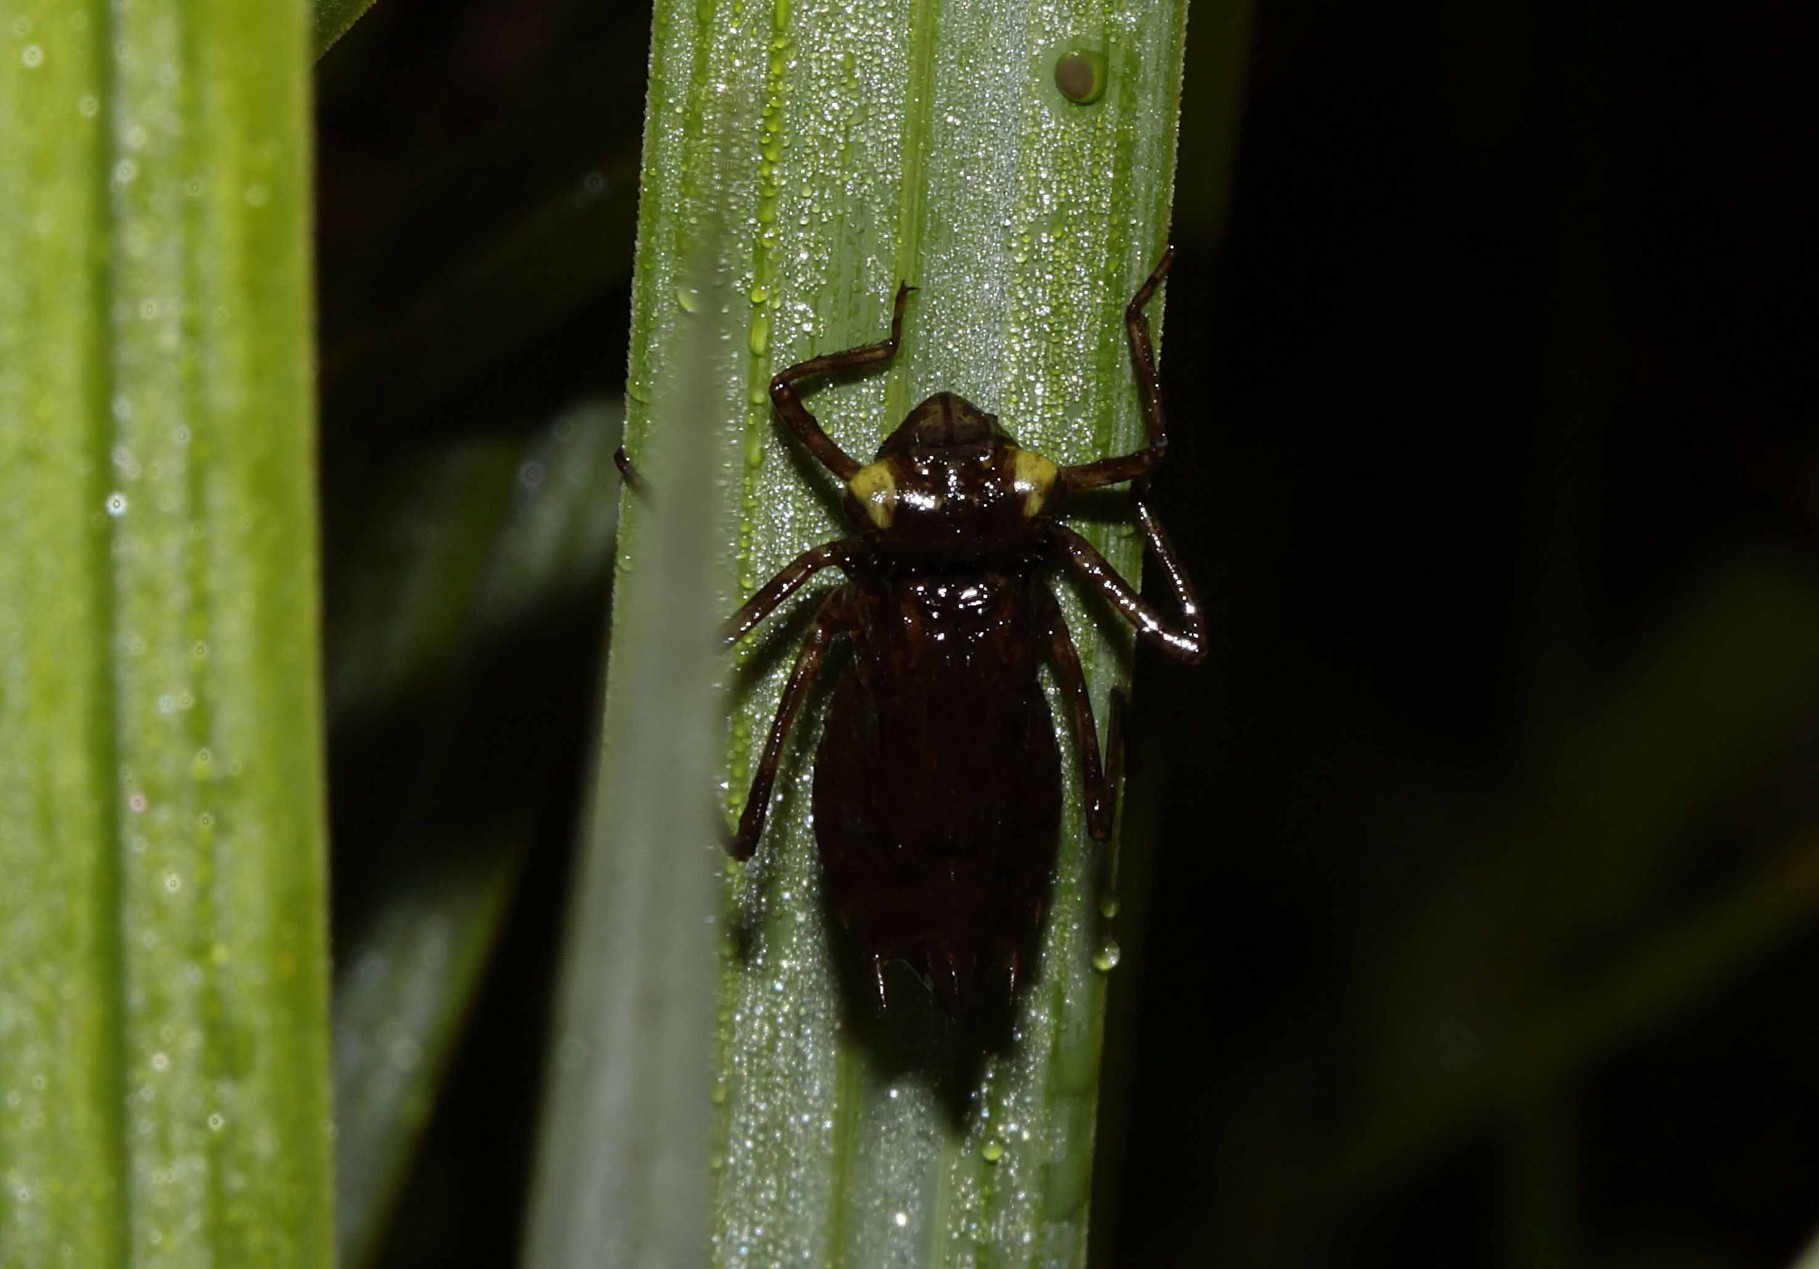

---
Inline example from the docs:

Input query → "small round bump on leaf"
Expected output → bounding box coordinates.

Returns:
[1054,49,1107,104]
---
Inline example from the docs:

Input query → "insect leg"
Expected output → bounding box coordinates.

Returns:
[1059,247,1175,493]
[769,283,913,482]
[612,444,643,493]
[1038,587,1114,841]
[723,538,859,644]
[1046,516,1206,664]
[869,955,888,1013]
[1105,685,1128,793]
[1125,246,1174,453]
[729,588,850,860]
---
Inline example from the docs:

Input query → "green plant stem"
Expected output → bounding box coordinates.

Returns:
[0,1,332,1262]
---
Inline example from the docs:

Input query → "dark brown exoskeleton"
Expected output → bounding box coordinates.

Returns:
[726,250,1205,1015]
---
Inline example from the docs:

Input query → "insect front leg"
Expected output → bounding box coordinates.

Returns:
[1059,247,1175,494]
[1124,246,1174,454]
[729,587,851,860]
[768,282,913,481]
[724,538,859,644]
[1038,588,1114,841]
[1047,516,1206,664]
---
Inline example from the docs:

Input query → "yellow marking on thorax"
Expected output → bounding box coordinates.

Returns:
[849,461,897,529]
[1010,449,1059,517]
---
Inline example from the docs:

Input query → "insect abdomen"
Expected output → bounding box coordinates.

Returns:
[813,570,1060,1013]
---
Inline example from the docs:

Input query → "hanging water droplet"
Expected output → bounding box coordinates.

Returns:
[676,286,702,313]
[981,1138,1004,1163]
[1092,936,1121,972]
[1098,894,1120,919]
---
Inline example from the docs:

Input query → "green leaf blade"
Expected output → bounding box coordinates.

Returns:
[0,3,119,1262]
[0,0,332,1262]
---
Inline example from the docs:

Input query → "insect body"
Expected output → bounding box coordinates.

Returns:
[726,250,1205,1015]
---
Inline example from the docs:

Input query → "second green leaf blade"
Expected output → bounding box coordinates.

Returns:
[0,0,331,1262]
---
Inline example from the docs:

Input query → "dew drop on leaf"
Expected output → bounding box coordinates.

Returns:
[1091,937,1121,972]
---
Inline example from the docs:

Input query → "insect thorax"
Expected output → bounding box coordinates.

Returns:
[843,397,1060,561]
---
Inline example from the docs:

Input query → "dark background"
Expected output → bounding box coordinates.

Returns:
[316,0,1819,1263]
